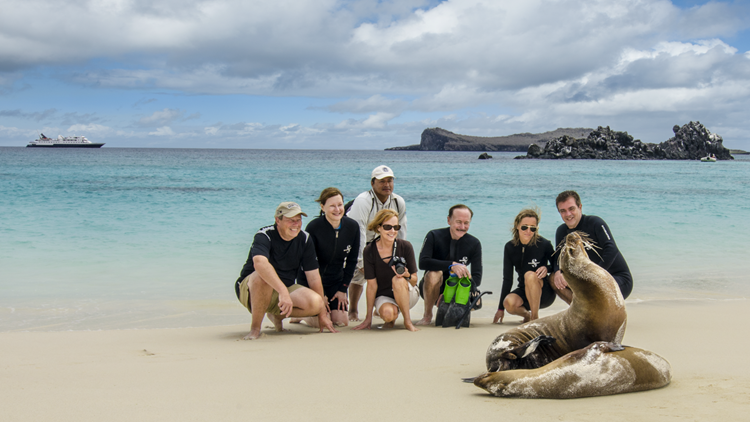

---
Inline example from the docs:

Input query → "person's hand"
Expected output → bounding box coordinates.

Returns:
[317,311,339,333]
[278,292,294,318]
[391,266,411,280]
[332,291,348,311]
[353,317,372,330]
[535,266,548,280]
[493,309,504,324]
[553,270,568,290]
[451,263,470,278]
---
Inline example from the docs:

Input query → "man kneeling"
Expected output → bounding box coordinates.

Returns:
[234,202,338,340]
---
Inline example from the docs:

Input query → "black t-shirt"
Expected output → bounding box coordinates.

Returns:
[552,214,631,278]
[418,227,483,286]
[234,224,319,299]
[499,237,554,310]
[363,239,417,300]
[298,215,360,293]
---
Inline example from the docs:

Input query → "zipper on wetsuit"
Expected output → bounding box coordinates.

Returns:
[323,228,339,275]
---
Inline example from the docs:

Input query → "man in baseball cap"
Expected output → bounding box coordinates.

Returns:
[346,165,408,321]
[235,202,337,339]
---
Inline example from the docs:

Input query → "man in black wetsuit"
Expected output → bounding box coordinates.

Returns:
[415,204,482,325]
[234,202,338,340]
[552,191,633,302]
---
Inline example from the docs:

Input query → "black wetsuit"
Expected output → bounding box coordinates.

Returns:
[234,224,319,300]
[499,237,556,311]
[552,214,633,299]
[418,227,482,296]
[297,215,360,309]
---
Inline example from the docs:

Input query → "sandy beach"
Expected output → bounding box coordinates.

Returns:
[2,298,748,422]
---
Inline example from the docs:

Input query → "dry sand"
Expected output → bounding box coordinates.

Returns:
[2,299,748,422]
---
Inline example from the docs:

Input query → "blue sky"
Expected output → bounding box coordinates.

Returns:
[1,0,749,149]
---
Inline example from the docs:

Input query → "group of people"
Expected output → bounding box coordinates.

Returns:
[234,165,633,340]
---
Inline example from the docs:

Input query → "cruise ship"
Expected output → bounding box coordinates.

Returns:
[27,133,105,148]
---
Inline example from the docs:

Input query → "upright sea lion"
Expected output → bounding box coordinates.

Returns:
[474,342,671,398]
[485,232,627,371]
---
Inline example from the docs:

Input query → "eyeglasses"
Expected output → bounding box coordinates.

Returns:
[520,225,537,232]
[382,224,401,231]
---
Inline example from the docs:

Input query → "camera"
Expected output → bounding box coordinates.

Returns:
[389,256,408,275]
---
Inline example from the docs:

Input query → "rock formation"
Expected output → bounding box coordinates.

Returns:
[386,127,593,151]
[517,122,733,160]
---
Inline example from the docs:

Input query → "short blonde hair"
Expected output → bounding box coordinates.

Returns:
[367,209,399,232]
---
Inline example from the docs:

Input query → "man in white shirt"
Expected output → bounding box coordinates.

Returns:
[346,165,407,321]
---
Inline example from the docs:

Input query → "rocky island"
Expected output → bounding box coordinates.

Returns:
[386,127,593,151]
[518,121,732,160]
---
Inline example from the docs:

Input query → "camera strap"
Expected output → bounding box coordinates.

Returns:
[392,239,398,259]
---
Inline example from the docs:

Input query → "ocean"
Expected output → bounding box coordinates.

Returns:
[2,147,749,331]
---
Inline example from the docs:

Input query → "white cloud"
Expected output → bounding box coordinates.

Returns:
[138,108,185,126]
[149,126,175,136]
[67,123,111,133]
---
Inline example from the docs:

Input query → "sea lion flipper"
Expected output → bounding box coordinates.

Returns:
[520,335,557,358]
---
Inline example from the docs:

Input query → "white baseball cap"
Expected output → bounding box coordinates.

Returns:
[371,165,395,179]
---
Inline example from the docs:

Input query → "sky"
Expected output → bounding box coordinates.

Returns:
[1,0,749,150]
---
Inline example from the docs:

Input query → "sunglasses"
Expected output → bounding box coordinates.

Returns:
[520,225,537,232]
[382,224,401,231]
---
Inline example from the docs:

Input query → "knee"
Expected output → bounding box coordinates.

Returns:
[379,304,398,321]
[308,292,326,313]
[392,276,409,292]
[425,271,442,286]
[524,272,542,288]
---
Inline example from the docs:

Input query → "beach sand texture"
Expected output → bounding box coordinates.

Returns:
[2,299,748,422]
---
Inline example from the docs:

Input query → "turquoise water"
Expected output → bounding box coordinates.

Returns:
[2,147,749,331]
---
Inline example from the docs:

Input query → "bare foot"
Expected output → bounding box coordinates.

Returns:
[379,321,395,329]
[348,311,360,322]
[242,329,263,340]
[414,316,433,326]
[522,312,531,323]
[267,314,285,332]
[404,322,420,332]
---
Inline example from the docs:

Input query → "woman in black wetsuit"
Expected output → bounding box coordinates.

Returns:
[296,187,360,327]
[493,208,557,324]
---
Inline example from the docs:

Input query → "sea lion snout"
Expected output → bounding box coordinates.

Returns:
[473,372,508,395]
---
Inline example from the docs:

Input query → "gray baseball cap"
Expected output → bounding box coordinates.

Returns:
[275,202,307,219]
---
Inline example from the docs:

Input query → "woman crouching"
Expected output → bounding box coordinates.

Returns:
[354,209,420,332]
[494,208,557,324]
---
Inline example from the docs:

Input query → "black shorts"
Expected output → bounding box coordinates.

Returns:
[511,279,556,310]
[324,285,346,311]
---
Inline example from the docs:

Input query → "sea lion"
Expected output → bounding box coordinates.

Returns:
[473,341,671,398]
[485,232,627,372]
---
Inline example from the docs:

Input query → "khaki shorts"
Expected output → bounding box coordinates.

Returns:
[238,274,304,315]
[350,268,366,286]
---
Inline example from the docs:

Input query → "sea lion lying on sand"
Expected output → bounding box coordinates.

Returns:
[485,232,627,372]
[473,341,671,398]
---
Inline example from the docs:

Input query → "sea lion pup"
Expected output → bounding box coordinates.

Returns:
[484,232,627,372]
[473,342,671,398]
